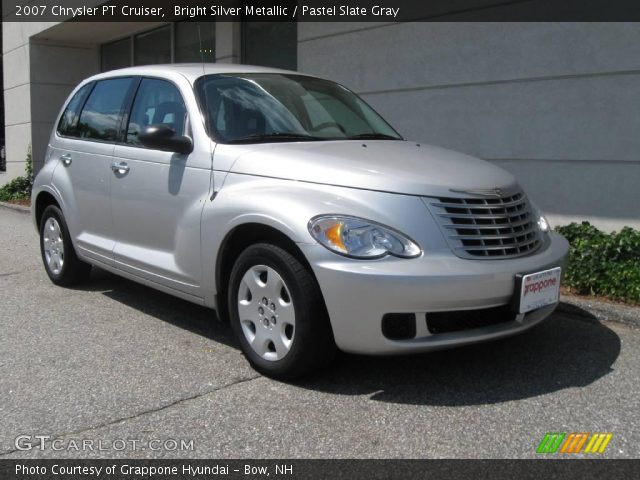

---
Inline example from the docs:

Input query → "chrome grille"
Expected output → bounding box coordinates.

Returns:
[428,191,541,259]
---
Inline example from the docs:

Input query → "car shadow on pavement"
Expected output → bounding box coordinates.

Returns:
[82,268,620,407]
[296,306,621,406]
[84,267,239,350]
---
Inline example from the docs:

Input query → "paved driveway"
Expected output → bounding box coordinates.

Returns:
[1,207,639,458]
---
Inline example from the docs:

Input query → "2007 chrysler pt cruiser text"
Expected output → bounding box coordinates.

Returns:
[32,64,569,378]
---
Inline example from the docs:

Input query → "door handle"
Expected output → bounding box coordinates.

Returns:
[60,154,72,166]
[111,161,130,174]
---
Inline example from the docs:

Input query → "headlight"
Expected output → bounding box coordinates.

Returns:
[537,215,550,233]
[308,215,422,259]
[530,201,550,233]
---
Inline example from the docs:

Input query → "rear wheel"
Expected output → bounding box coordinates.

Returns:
[39,205,91,286]
[228,243,336,379]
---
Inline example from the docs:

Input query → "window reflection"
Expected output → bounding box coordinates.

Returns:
[127,79,187,146]
[77,78,133,141]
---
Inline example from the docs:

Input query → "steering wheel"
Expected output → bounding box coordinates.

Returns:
[310,122,346,134]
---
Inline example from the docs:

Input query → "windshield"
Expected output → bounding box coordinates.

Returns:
[195,73,402,143]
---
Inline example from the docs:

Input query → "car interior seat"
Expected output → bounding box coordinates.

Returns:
[153,101,187,134]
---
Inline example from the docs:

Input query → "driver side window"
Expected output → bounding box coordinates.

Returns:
[126,78,187,146]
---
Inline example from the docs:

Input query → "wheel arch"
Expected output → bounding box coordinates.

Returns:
[214,222,322,321]
[34,190,61,229]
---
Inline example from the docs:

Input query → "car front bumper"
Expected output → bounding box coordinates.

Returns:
[300,232,569,354]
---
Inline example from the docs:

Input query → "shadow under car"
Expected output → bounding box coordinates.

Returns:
[80,267,620,405]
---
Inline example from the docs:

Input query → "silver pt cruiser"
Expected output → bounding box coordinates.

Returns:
[32,64,569,378]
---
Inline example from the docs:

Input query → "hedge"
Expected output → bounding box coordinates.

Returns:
[0,147,33,202]
[556,222,640,304]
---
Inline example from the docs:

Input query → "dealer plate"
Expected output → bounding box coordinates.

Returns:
[518,267,561,314]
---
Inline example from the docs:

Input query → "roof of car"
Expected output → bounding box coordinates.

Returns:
[86,63,306,84]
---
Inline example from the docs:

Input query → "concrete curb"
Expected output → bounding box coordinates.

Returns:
[0,201,30,214]
[559,294,640,329]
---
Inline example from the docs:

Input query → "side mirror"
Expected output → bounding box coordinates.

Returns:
[138,124,193,155]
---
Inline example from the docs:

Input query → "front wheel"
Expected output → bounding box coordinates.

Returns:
[39,205,91,286]
[228,243,336,379]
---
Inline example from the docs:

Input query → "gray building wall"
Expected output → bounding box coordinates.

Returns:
[1,20,239,182]
[3,22,60,181]
[2,21,639,232]
[299,22,640,231]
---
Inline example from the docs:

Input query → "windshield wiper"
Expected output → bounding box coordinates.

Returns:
[346,133,401,140]
[227,132,321,144]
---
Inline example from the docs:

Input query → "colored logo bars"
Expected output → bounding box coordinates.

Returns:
[536,433,613,454]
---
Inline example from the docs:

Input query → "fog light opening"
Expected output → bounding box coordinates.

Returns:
[381,313,417,340]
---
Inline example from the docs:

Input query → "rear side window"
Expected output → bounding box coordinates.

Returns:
[57,83,93,137]
[77,78,133,142]
[126,78,187,146]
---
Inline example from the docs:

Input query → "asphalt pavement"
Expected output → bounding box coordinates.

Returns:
[1,207,639,458]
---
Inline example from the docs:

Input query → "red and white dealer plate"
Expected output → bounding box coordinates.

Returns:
[518,267,562,314]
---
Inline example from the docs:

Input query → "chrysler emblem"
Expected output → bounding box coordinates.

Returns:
[450,187,506,197]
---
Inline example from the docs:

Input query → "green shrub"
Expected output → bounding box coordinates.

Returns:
[556,222,640,303]
[0,146,33,202]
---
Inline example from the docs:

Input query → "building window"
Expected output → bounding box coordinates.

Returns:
[101,37,132,72]
[134,26,171,66]
[100,23,217,72]
[242,22,297,70]
[175,22,215,63]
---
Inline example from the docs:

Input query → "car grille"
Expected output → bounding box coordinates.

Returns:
[428,191,541,259]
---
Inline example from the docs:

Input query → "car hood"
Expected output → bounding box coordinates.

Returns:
[228,140,518,197]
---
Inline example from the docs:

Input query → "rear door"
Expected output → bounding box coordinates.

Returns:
[110,77,210,297]
[51,77,135,265]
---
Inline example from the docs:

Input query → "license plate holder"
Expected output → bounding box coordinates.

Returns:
[512,267,562,314]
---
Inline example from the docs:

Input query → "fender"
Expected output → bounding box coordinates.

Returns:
[31,160,64,231]
[199,172,441,307]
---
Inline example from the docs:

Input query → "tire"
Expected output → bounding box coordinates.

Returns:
[228,243,336,379]
[39,205,91,286]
